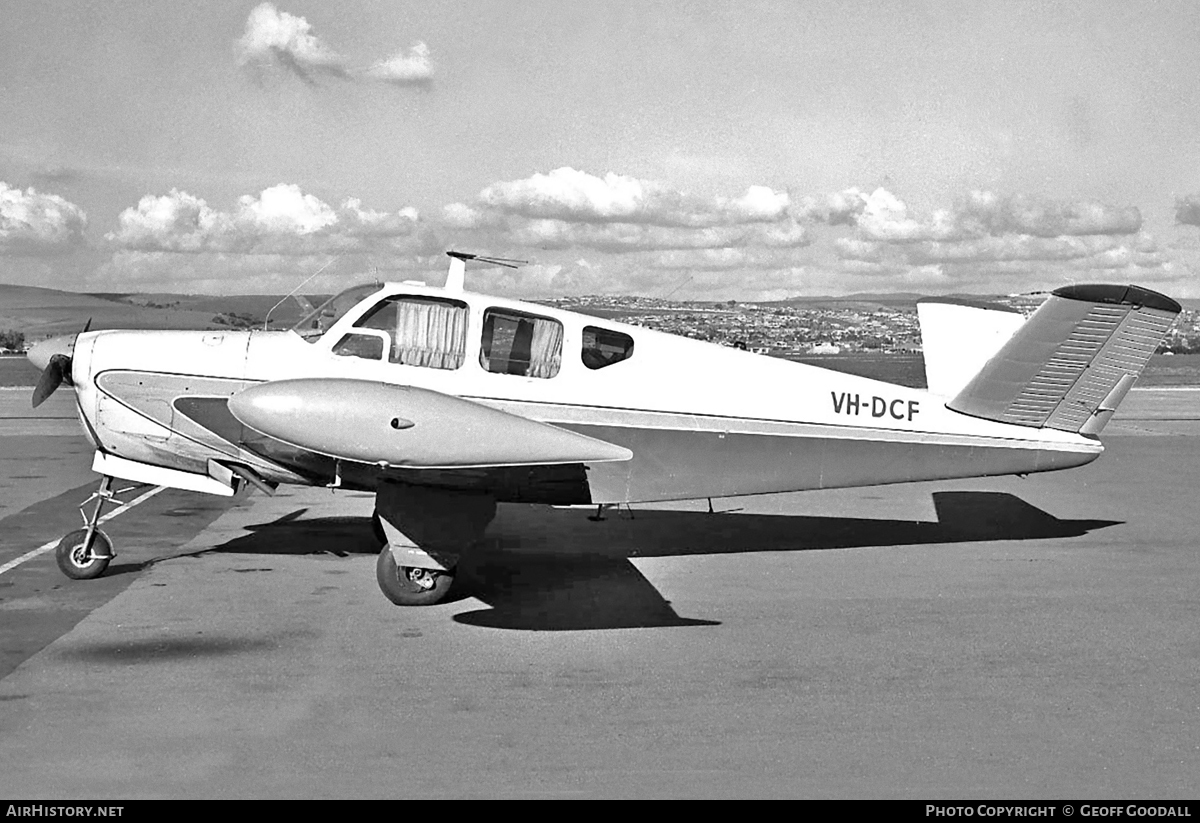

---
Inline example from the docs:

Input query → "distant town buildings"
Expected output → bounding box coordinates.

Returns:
[540,295,925,356]
[539,293,1197,358]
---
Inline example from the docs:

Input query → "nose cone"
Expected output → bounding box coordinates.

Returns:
[27,335,75,373]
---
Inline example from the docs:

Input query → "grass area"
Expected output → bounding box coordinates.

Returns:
[0,356,39,388]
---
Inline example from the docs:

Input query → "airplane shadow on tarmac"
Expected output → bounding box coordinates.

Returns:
[209,491,1120,632]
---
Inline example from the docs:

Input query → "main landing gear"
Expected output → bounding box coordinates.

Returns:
[55,475,126,580]
[372,483,496,607]
[375,548,456,607]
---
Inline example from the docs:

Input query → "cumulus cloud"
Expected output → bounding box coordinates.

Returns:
[490,218,807,253]
[437,171,1177,297]
[855,189,963,242]
[442,167,805,256]
[364,42,434,87]
[107,185,436,257]
[792,188,871,226]
[0,182,87,255]
[954,191,1141,237]
[472,167,790,228]
[815,188,1141,245]
[817,187,1164,290]
[237,4,433,88]
[237,3,350,82]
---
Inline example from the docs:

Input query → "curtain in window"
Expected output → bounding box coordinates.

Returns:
[393,300,467,369]
[528,318,563,378]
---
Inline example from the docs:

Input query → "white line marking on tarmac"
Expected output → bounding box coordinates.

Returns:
[0,485,166,577]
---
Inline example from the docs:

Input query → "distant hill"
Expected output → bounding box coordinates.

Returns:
[87,292,318,331]
[0,284,318,341]
[766,292,928,311]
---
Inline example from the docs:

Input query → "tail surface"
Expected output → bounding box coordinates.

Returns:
[946,284,1180,436]
[917,297,1026,398]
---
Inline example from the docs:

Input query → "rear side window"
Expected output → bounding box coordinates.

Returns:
[582,326,634,370]
[481,309,563,378]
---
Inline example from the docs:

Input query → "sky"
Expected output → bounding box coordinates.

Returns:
[3,0,1200,301]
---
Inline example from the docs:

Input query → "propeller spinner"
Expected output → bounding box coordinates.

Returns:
[32,352,72,408]
[28,320,89,408]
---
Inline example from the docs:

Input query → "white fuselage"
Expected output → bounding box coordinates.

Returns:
[67,283,1102,504]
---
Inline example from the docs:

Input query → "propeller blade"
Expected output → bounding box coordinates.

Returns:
[32,354,71,408]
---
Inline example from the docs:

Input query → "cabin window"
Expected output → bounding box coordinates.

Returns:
[581,326,634,370]
[352,296,468,369]
[480,309,563,378]
[332,331,386,360]
[293,283,382,341]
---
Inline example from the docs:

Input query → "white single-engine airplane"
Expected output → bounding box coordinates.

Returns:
[28,252,1180,606]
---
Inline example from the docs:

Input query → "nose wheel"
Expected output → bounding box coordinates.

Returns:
[55,528,114,580]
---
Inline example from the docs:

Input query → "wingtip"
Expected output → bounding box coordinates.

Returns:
[1051,284,1181,314]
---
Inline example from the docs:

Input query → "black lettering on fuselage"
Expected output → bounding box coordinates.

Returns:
[831,391,921,421]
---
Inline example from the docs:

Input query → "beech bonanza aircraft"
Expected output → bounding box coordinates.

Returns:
[28,252,1180,605]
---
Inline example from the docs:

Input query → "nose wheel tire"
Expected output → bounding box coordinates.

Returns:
[55,528,113,580]
[375,546,455,606]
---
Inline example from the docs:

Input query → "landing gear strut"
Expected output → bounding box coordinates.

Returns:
[55,475,127,580]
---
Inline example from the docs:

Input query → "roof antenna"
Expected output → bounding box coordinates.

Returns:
[444,250,526,293]
[264,256,340,330]
[663,274,693,300]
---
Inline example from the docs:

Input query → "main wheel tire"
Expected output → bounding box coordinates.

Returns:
[55,528,112,580]
[375,546,454,606]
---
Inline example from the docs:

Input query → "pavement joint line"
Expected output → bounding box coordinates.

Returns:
[0,485,166,577]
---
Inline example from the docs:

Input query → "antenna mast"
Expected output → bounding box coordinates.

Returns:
[263,257,339,330]
[444,251,526,292]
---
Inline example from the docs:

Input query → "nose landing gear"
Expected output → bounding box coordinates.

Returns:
[53,475,133,580]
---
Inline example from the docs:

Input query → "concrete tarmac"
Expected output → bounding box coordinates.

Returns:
[0,388,1198,798]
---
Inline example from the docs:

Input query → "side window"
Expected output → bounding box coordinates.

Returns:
[350,297,468,369]
[582,326,634,370]
[332,332,386,360]
[480,309,563,378]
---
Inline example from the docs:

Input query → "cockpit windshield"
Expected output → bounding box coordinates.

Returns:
[291,283,382,342]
